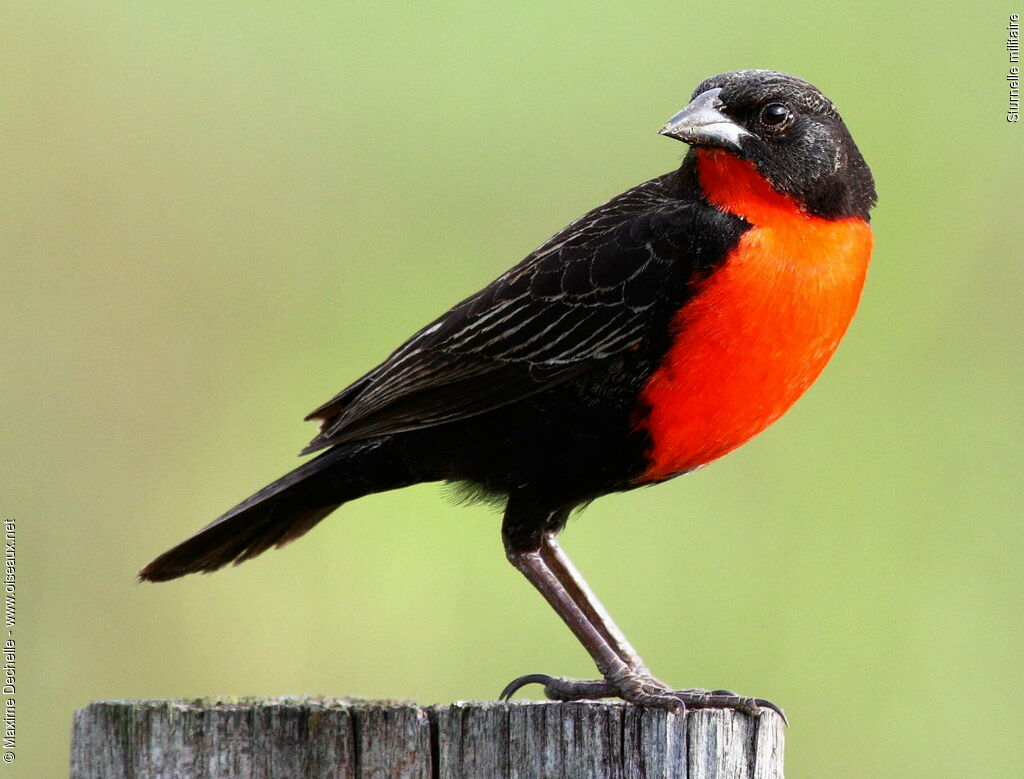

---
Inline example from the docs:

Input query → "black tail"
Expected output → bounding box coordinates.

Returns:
[139,439,423,582]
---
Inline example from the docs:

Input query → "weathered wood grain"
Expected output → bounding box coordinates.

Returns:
[71,698,784,778]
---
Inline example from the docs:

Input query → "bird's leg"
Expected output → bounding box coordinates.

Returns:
[539,533,651,676]
[501,525,784,719]
[502,534,709,710]
[504,539,629,677]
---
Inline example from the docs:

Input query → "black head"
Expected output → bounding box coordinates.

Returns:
[661,70,877,219]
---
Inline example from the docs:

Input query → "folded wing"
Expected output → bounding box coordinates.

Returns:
[303,174,705,453]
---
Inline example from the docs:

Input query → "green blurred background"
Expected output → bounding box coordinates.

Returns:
[4,1,1021,776]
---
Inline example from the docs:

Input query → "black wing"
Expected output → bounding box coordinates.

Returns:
[302,172,719,453]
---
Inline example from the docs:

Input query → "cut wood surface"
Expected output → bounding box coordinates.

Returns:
[71,697,784,778]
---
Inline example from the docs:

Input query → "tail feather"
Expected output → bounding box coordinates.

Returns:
[140,441,397,582]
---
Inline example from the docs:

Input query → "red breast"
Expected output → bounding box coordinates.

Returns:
[638,150,874,481]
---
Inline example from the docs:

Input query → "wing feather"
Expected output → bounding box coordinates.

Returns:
[302,172,709,453]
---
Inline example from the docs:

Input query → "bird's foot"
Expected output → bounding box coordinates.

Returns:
[500,672,786,723]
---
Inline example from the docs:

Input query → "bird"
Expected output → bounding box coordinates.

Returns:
[140,69,876,719]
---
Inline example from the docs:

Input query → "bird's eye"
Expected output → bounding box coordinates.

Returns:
[760,103,790,127]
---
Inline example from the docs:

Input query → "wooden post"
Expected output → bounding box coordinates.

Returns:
[71,698,785,778]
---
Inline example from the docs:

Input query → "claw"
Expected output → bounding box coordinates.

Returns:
[499,673,555,701]
[753,697,788,725]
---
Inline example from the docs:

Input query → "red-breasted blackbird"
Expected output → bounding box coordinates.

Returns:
[141,70,876,718]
